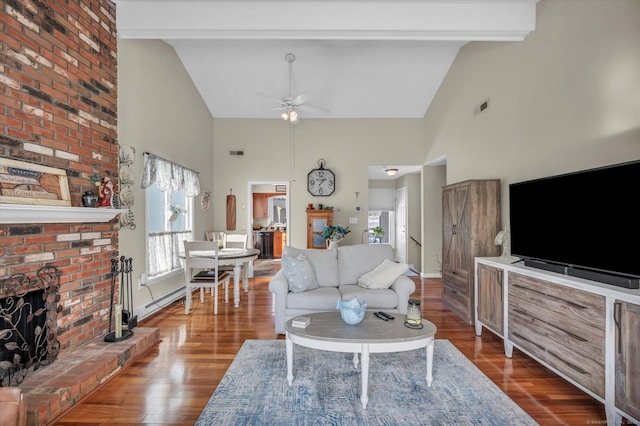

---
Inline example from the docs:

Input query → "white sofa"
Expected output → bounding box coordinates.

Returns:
[269,244,416,334]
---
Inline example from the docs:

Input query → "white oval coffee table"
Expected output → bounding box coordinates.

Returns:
[285,311,437,409]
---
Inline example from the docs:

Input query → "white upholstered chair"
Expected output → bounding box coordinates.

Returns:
[183,240,231,315]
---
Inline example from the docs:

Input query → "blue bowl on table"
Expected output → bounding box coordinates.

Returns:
[336,297,367,325]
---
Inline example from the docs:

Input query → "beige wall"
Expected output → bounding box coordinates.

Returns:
[421,165,446,276]
[118,39,214,313]
[424,0,640,226]
[212,118,424,249]
[396,173,422,271]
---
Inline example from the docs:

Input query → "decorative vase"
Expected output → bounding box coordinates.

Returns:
[82,191,98,207]
[327,240,339,250]
[336,297,367,325]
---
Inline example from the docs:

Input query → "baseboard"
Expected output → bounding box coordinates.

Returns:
[136,286,186,321]
[421,272,442,278]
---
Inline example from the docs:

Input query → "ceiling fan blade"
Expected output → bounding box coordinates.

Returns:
[256,92,286,105]
[298,104,330,115]
[291,92,309,105]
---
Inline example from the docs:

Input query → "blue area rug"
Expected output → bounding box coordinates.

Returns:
[196,339,538,425]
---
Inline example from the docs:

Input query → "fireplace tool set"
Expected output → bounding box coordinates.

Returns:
[104,256,137,342]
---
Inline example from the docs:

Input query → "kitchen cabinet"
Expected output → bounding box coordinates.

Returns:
[442,179,500,324]
[306,209,332,249]
[273,231,286,258]
[252,192,280,219]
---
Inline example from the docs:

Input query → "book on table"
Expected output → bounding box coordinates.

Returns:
[292,316,311,328]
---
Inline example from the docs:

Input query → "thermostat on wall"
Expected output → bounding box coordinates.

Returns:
[355,206,361,212]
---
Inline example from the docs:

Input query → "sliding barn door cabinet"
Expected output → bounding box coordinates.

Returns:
[441,179,501,324]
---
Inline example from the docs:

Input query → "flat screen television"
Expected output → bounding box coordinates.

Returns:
[509,159,640,289]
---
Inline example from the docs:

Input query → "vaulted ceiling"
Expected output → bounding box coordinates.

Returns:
[114,0,539,121]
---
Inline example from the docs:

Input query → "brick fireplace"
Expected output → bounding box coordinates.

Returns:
[0,1,160,424]
[1,0,119,357]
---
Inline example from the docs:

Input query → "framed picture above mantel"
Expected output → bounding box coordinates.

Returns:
[0,157,71,207]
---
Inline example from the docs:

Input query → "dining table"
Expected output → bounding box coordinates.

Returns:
[188,247,260,308]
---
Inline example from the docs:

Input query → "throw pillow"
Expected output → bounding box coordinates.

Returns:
[358,259,409,289]
[282,253,320,293]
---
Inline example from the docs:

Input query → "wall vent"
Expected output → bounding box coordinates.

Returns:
[474,98,490,115]
[229,150,244,156]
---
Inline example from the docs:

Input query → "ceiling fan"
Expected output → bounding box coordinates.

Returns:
[259,53,329,123]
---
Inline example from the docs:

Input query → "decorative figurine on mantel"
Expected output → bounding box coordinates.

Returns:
[96,176,114,208]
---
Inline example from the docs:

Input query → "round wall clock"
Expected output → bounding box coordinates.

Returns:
[307,159,335,196]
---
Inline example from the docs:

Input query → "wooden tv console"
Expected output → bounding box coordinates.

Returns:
[474,257,640,426]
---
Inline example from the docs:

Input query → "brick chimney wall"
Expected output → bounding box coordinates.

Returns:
[0,0,119,355]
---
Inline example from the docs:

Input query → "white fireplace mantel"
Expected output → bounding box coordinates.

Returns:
[0,204,127,224]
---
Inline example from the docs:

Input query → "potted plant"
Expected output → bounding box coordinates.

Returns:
[371,226,384,237]
[322,225,351,249]
[169,204,185,222]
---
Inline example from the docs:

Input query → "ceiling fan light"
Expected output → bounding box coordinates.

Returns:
[289,110,298,122]
[281,111,289,120]
[385,168,398,176]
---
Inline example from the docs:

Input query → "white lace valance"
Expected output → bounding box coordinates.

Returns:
[141,153,200,196]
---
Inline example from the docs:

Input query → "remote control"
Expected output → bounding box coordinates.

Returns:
[373,312,389,321]
[378,311,395,320]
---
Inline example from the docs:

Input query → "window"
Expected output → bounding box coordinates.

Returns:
[145,184,193,282]
[368,211,392,244]
[140,153,200,284]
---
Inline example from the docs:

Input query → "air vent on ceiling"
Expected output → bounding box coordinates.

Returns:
[229,150,244,156]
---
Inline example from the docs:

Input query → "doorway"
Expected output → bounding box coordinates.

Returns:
[395,187,407,264]
[247,181,289,256]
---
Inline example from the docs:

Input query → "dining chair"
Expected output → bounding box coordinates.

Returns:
[205,231,225,246]
[183,240,231,315]
[224,233,248,249]
[220,233,249,288]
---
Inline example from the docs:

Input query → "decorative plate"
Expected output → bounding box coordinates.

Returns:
[119,166,134,186]
[200,191,211,212]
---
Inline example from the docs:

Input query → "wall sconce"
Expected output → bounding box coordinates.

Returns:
[385,168,398,176]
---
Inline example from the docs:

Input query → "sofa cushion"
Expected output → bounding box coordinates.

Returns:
[337,244,396,285]
[339,284,398,309]
[283,246,338,287]
[358,259,409,289]
[287,286,341,310]
[282,253,319,293]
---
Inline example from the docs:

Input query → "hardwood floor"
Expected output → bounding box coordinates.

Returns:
[54,259,609,425]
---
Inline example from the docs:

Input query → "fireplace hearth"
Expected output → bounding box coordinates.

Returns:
[0,266,60,387]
